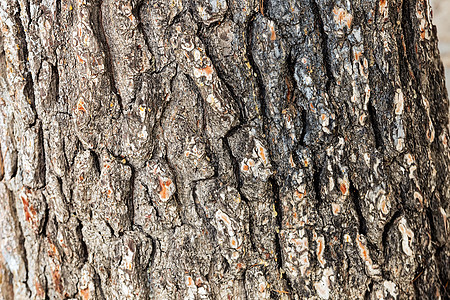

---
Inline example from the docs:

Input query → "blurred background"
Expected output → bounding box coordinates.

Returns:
[431,0,450,90]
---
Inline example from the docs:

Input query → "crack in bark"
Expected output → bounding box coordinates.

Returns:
[222,134,257,252]
[310,0,333,94]
[349,178,367,236]
[269,177,293,296]
[14,4,38,127]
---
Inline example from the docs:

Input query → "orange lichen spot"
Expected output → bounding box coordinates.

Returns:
[309,102,315,111]
[274,289,289,294]
[52,269,62,294]
[77,98,87,112]
[201,65,213,76]
[186,276,195,288]
[295,190,305,200]
[357,236,368,260]
[304,159,309,167]
[217,210,231,226]
[344,234,351,243]
[339,182,347,195]
[80,288,90,300]
[35,278,45,298]
[76,54,85,64]
[331,203,340,216]
[159,178,173,201]
[231,236,238,248]
[20,188,38,231]
[339,179,348,195]
[354,51,362,61]
[316,236,325,267]
[259,146,267,165]
[242,164,249,172]
[259,282,266,293]
[195,277,204,286]
[333,7,353,28]
[106,189,113,198]
[269,23,276,41]
[289,153,296,167]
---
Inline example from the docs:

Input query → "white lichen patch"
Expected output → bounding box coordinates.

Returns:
[215,209,241,251]
[383,280,398,299]
[398,217,414,256]
[314,268,334,299]
[332,7,353,31]
[394,89,404,115]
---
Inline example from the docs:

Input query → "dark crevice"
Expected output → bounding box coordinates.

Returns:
[40,202,50,237]
[14,4,38,127]
[93,270,107,300]
[270,177,283,270]
[349,179,367,236]
[90,150,101,175]
[191,182,217,239]
[312,159,323,206]
[126,163,136,228]
[245,14,266,124]
[381,210,401,253]
[367,98,384,150]
[76,221,88,266]
[51,63,60,106]
[364,280,373,300]
[310,0,333,93]
[269,177,293,295]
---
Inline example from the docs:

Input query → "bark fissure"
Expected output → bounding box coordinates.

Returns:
[349,179,367,236]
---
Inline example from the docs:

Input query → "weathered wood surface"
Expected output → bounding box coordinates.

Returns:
[0,0,449,299]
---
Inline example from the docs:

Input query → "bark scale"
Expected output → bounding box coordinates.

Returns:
[0,0,449,299]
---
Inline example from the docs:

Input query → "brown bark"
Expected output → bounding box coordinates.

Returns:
[0,0,449,299]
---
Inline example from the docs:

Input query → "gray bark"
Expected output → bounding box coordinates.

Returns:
[0,0,449,299]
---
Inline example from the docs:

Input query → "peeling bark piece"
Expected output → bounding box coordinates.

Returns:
[18,186,47,234]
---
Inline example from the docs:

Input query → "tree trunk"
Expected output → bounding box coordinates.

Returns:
[0,0,449,299]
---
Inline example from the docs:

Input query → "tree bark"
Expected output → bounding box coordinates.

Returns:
[0,0,449,299]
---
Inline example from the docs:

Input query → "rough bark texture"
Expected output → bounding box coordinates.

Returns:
[0,0,449,299]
